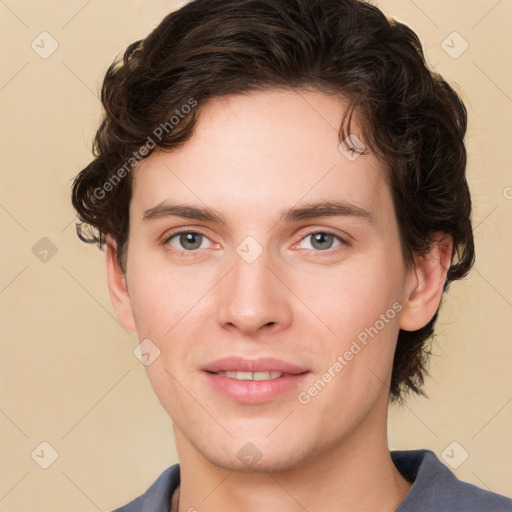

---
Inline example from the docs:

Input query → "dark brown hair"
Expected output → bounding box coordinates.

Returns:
[71,0,475,402]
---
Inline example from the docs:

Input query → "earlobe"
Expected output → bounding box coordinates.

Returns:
[105,236,137,333]
[399,233,453,332]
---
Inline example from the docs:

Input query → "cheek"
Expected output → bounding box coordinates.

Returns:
[127,253,211,390]
[127,264,203,410]
[294,253,404,409]
[295,250,403,341]
[127,252,205,339]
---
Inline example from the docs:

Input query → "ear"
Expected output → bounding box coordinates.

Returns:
[105,236,137,333]
[399,232,453,332]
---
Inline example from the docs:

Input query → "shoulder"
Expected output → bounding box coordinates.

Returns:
[392,449,512,512]
[112,464,180,512]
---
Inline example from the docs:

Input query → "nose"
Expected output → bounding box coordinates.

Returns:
[216,243,293,336]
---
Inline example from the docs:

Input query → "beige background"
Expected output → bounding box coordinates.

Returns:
[1,0,511,510]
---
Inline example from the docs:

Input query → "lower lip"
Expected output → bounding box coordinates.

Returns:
[202,371,310,404]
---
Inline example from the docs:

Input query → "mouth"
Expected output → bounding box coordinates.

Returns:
[202,357,310,404]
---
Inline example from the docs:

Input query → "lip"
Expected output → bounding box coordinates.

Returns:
[202,356,310,404]
[202,356,308,374]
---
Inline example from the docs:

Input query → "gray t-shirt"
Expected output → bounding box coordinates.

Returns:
[113,449,512,511]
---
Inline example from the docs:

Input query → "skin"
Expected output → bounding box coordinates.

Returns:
[106,89,452,511]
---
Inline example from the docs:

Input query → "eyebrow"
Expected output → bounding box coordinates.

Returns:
[142,200,373,225]
[280,201,372,224]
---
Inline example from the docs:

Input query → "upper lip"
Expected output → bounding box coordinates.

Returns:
[202,356,308,374]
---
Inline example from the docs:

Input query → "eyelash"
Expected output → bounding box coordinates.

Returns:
[162,229,349,258]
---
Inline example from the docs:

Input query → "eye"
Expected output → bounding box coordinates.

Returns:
[165,231,212,253]
[297,231,346,251]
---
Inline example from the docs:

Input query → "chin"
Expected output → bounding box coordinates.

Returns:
[207,450,308,474]
[196,435,319,474]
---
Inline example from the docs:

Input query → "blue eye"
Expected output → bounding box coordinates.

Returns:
[298,232,346,251]
[163,229,348,258]
[165,231,211,252]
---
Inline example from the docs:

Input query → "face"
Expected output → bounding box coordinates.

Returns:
[111,89,422,472]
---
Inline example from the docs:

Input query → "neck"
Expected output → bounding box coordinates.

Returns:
[173,396,411,512]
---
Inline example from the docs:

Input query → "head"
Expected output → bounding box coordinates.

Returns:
[72,0,474,471]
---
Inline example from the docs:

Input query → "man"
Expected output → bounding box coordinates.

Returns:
[71,0,512,510]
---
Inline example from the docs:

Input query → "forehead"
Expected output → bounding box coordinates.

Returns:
[130,89,391,226]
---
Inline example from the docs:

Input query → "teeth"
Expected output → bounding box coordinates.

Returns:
[216,371,284,380]
[254,371,283,380]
